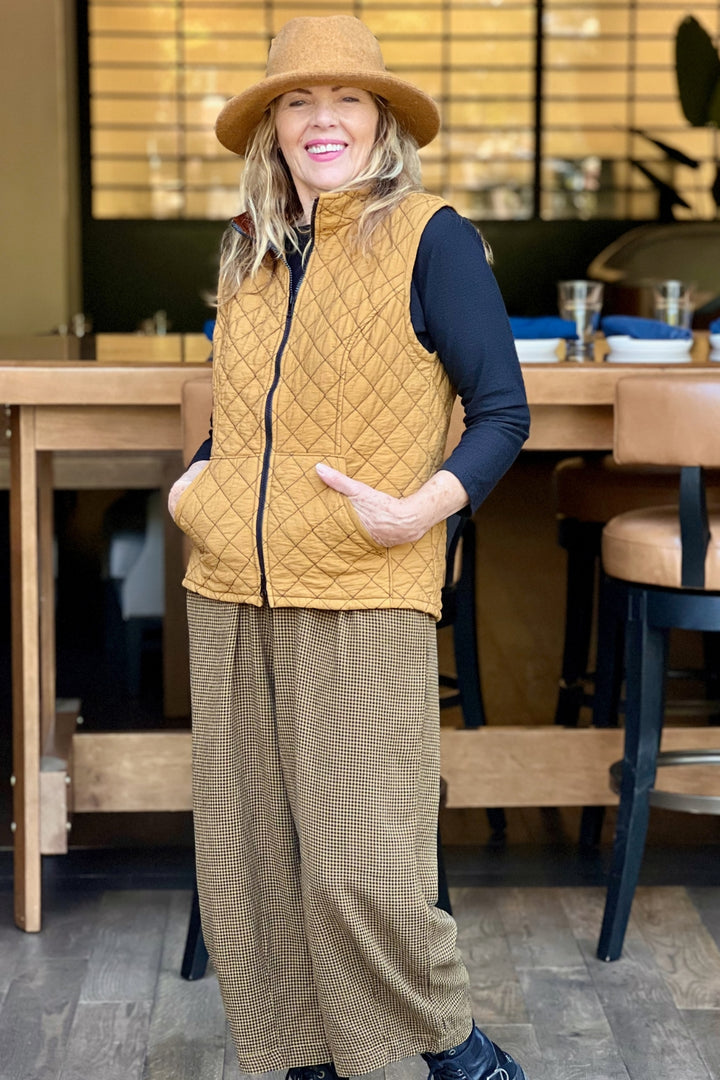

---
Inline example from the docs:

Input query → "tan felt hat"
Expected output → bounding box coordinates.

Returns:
[215,15,440,155]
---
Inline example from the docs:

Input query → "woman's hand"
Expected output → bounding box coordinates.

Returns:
[168,460,209,520]
[316,463,469,548]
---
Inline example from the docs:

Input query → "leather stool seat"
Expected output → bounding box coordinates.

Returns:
[603,506,720,589]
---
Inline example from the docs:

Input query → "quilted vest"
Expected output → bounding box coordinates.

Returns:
[175,189,456,618]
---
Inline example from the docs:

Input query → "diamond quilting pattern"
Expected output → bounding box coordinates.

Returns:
[181,191,454,618]
[264,454,391,604]
[213,281,284,457]
[179,454,262,598]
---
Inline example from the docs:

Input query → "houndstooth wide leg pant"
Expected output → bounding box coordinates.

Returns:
[187,592,473,1077]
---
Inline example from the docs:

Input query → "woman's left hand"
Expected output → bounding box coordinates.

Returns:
[316,463,469,548]
[316,463,421,547]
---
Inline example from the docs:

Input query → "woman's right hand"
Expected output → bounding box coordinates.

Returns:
[168,460,209,520]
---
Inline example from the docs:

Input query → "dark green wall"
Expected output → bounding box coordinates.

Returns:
[477,219,642,318]
[81,219,226,334]
[81,217,642,332]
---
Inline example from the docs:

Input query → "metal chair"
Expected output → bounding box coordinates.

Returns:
[593,373,720,962]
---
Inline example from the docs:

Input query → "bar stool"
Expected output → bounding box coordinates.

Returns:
[555,456,720,848]
[553,455,720,728]
[594,374,720,962]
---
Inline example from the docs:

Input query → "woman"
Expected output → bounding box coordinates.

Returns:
[170,15,529,1080]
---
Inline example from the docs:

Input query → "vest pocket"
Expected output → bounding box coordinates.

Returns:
[174,455,261,581]
[172,462,211,532]
[264,454,391,596]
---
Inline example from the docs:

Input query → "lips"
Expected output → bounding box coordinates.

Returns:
[305,141,347,162]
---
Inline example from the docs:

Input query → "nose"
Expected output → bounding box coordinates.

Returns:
[310,100,338,127]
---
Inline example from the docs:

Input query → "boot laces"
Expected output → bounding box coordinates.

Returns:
[428,1065,467,1080]
[428,1064,509,1080]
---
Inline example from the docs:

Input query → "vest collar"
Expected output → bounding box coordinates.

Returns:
[309,189,369,239]
[230,189,369,247]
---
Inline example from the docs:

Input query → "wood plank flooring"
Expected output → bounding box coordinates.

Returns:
[1,884,719,1080]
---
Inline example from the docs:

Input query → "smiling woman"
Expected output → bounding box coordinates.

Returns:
[274,86,379,221]
[168,14,529,1080]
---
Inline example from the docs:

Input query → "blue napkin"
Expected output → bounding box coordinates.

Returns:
[510,316,577,339]
[710,317,720,334]
[601,315,692,341]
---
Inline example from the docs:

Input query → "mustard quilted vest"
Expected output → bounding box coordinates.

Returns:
[176,189,456,618]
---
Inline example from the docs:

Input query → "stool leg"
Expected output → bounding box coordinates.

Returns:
[453,519,486,729]
[597,607,666,961]
[555,519,602,727]
[580,573,625,848]
[592,572,625,730]
[181,883,209,980]
[125,618,144,698]
[579,805,605,850]
[451,519,505,837]
[485,807,507,838]
[703,631,720,725]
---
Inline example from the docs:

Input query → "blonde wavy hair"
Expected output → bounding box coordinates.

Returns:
[216,95,424,305]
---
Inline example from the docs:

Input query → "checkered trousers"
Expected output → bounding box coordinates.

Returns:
[187,592,473,1077]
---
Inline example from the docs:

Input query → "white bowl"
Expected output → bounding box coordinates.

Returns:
[604,335,693,364]
[514,337,561,363]
[710,333,720,350]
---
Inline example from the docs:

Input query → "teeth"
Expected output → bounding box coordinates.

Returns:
[307,143,345,154]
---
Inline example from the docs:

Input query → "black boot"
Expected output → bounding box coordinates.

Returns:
[423,1022,527,1080]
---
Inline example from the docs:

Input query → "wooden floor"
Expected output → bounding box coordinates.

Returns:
[1,884,719,1080]
[1,460,719,1080]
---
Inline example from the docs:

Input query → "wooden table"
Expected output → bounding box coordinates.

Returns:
[522,330,716,449]
[1,336,210,931]
[3,333,719,931]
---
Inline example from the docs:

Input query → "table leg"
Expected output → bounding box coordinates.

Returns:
[10,406,42,931]
[38,453,56,753]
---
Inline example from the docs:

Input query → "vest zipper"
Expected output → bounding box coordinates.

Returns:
[255,208,317,601]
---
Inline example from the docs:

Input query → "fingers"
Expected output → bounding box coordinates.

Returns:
[315,462,364,497]
[316,463,417,546]
[168,460,209,520]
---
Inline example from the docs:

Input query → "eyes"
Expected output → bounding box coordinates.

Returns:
[285,93,363,109]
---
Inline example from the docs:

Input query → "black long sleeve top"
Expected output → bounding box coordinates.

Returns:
[190,205,530,514]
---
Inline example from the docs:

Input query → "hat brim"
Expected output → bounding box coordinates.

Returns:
[215,70,440,155]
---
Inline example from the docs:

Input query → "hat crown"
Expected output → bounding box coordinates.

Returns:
[215,14,439,154]
[266,16,386,79]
